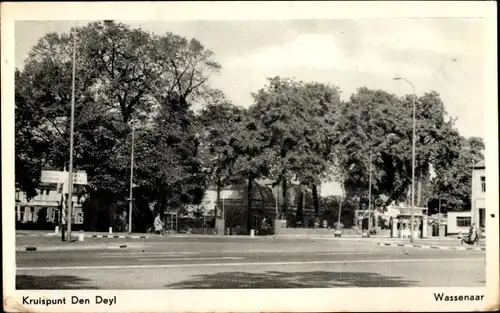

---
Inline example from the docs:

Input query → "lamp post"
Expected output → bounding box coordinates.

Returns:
[128,124,135,234]
[367,147,373,235]
[393,76,417,243]
[67,32,77,243]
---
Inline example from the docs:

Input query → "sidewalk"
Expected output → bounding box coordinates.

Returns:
[16,230,148,239]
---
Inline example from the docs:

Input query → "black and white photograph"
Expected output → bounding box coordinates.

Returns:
[2,2,498,312]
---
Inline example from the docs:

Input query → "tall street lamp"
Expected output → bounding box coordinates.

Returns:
[368,147,373,235]
[67,31,77,243]
[128,124,135,234]
[393,76,417,243]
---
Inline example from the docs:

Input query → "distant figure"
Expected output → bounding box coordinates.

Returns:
[461,223,478,245]
[261,217,269,229]
[314,220,320,229]
[154,214,164,235]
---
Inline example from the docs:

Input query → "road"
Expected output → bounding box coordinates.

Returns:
[16,237,486,289]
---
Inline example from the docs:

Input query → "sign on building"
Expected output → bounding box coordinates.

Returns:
[41,170,88,195]
[41,170,88,185]
[41,170,65,184]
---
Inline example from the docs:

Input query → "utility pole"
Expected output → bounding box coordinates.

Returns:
[368,147,373,235]
[67,32,77,243]
[128,125,134,234]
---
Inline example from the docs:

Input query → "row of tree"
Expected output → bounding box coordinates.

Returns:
[15,21,484,232]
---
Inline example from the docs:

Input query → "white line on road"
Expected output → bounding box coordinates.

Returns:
[139,257,244,261]
[97,252,200,256]
[17,257,484,271]
[316,252,380,255]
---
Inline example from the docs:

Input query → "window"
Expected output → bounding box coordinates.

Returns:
[52,209,60,223]
[480,176,486,192]
[479,208,485,228]
[456,216,471,227]
[29,207,35,222]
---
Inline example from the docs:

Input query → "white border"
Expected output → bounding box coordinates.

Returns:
[2,2,498,312]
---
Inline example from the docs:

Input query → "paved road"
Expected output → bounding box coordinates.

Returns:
[16,238,485,289]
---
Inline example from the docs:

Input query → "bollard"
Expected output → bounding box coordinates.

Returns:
[250,229,255,238]
[55,226,59,234]
[109,227,112,234]
[78,231,84,242]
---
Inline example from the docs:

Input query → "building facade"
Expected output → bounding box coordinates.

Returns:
[15,183,85,229]
[446,211,473,234]
[471,160,486,235]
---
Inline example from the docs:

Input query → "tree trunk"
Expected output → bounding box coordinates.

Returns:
[312,184,319,216]
[246,176,253,235]
[215,177,221,220]
[296,185,303,226]
[281,179,288,219]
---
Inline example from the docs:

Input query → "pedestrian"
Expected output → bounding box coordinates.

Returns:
[154,214,164,235]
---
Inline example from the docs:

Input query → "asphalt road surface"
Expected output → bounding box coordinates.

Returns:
[16,238,486,289]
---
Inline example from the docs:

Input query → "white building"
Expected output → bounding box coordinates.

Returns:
[446,211,472,234]
[471,160,486,235]
[15,183,85,227]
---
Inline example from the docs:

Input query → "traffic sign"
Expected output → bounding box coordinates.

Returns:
[41,170,64,184]
[72,172,88,185]
[41,170,88,185]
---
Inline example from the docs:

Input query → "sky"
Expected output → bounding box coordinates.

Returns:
[15,19,485,141]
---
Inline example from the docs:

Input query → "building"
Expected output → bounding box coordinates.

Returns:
[471,160,486,235]
[15,183,85,229]
[446,211,472,235]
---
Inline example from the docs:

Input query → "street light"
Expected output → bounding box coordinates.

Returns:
[368,147,373,235]
[393,76,417,243]
[128,124,135,234]
[67,32,77,243]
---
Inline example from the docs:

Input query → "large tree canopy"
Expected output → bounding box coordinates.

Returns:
[197,90,246,219]
[249,77,342,216]
[16,21,482,232]
[15,21,220,230]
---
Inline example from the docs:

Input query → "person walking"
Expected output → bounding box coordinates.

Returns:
[154,214,164,235]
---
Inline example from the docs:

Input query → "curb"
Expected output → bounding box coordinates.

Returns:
[16,244,129,252]
[91,235,148,239]
[17,233,148,239]
[378,242,486,251]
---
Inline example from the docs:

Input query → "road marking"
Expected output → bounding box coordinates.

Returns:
[138,257,244,261]
[17,257,484,271]
[316,252,380,255]
[97,252,200,256]
[378,242,486,251]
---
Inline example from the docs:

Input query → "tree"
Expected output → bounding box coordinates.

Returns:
[334,88,461,213]
[335,88,405,208]
[293,82,342,216]
[134,94,207,220]
[430,136,484,212]
[250,77,342,219]
[16,21,220,231]
[232,111,275,234]
[197,90,245,220]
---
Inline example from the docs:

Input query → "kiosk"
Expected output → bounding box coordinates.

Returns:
[389,206,428,238]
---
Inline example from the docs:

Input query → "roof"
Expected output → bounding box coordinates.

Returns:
[474,160,485,169]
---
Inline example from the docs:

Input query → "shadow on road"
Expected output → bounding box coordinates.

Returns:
[16,275,98,289]
[165,271,418,289]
